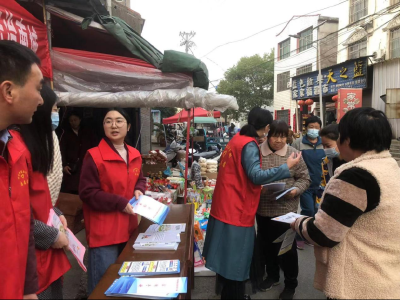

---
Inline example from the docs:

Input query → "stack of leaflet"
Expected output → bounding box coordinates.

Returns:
[145,224,186,234]
[118,260,180,276]
[129,195,170,225]
[105,277,187,299]
[133,232,181,251]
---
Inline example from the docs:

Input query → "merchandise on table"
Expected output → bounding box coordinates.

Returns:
[133,242,179,251]
[129,195,170,225]
[105,276,187,299]
[118,260,180,276]
[145,224,186,234]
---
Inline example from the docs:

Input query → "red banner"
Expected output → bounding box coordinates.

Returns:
[0,1,52,79]
[337,88,363,123]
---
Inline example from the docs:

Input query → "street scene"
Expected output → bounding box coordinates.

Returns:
[1,0,400,300]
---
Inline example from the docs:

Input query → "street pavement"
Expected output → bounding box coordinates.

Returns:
[63,229,324,299]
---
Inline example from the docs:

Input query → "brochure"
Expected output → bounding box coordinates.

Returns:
[129,195,170,225]
[118,260,180,276]
[135,232,181,244]
[145,224,186,234]
[104,277,187,299]
[272,212,306,224]
[273,187,298,200]
[133,242,179,251]
[262,182,286,192]
[47,209,87,272]
[273,229,296,256]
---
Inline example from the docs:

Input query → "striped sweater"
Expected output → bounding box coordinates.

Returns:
[295,150,400,299]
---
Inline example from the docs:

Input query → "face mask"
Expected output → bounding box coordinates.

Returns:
[307,128,319,139]
[324,147,339,159]
[51,112,59,130]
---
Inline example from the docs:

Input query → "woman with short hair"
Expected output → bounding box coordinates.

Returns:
[292,107,400,299]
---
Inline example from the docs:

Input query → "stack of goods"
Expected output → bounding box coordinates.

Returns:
[167,177,186,196]
[199,158,208,176]
[144,177,180,204]
[105,276,187,299]
[206,160,218,174]
[148,150,168,163]
[142,150,168,177]
[194,221,205,268]
[144,191,174,205]
[118,260,180,276]
[133,223,186,251]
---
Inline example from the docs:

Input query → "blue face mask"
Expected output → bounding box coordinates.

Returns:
[51,112,59,130]
[307,128,319,139]
[324,147,340,159]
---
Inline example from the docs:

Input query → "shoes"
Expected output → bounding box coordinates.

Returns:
[279,288,296,300]
[259,277,280,292]
[305,241,314,247]
[296,240,304,250]
[244,295,251,300]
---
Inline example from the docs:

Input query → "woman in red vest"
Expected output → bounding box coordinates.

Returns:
[19,84,71,298]
[203,107,302,300]
[79,108,146,295]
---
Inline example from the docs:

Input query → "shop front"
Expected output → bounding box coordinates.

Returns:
[291,57,371,132]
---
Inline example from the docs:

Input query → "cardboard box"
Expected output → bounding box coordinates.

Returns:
[142,162,167,176]
[206,172,218,180]
[55,193,84,234]
[193,136,205,142]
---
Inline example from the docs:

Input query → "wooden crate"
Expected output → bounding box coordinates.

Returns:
[55,193,85,234]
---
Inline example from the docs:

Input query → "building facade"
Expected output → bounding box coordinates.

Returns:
[273,15,339,131]
[337,0,400,137]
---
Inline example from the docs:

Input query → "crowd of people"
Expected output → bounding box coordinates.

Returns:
[1,40,400,300]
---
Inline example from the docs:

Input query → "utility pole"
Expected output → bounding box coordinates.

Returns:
[179,31,196,54]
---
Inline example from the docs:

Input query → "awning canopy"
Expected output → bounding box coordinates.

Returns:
[194,117,217,124]
[163,108,221,124]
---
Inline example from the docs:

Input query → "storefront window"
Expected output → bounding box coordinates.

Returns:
[277,72,290,92]
[279,39,291,60]
[391,27,400,59]
[350,0,368,23]
[348,38,367,59]
[299,28,313,52]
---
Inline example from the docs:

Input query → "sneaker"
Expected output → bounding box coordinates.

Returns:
[259,277,280,292]
[305,241,314,247]
[279,288,296,300]
[296,240,304,250]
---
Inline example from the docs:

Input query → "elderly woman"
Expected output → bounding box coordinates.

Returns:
[256,120,310,300]
[292,107,400,299]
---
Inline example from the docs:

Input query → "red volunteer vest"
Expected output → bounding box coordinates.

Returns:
[0,131,31,298]
[29,170,71,294]
[211,134,262,227]
[83,139,142,248]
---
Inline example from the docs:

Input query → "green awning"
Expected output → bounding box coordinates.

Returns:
[194,117,217,124]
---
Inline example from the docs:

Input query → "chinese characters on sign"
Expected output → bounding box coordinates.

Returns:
[291,58,368,100]
[337,89,363,122]
[0,10,38,53]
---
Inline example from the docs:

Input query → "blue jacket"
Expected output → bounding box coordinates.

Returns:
[293,136,326,188]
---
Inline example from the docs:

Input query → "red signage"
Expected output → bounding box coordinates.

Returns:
[337,88,363,123]
[0,1,52,79]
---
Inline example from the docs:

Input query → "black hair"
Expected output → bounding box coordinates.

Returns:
[105,108,131,125]
[68,110,82,120]
[268,120,289,138]
[305,116,322,128]
[0,40,41,86]
[320,124,339,141]
[20,84,56,176]
[240,107,273,138]
[339,107,392,153]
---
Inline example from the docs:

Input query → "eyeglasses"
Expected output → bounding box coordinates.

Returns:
[104,119,127,128]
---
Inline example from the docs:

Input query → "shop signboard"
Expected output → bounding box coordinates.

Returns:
[337,88,363,122]
[291,57,368,100]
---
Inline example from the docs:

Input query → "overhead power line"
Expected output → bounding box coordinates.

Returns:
[200,0,349,58]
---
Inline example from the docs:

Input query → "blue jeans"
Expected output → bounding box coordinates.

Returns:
[88,242,126,295]
[300,188,319,217]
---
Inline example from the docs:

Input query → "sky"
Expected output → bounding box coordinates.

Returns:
[131,0,345,90]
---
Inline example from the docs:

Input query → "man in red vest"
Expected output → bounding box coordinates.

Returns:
[0,41,44,299]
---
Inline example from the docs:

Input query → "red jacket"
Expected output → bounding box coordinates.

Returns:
[80,139,144,248]
[211,134,262,227]
[0,131,37,298]
[28,168,71,293]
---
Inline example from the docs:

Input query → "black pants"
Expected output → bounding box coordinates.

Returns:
[256,214,299,290]
[219,275,245,299]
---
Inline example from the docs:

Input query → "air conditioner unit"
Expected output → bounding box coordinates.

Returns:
[373,49,386,62]
[287,81,292,89]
